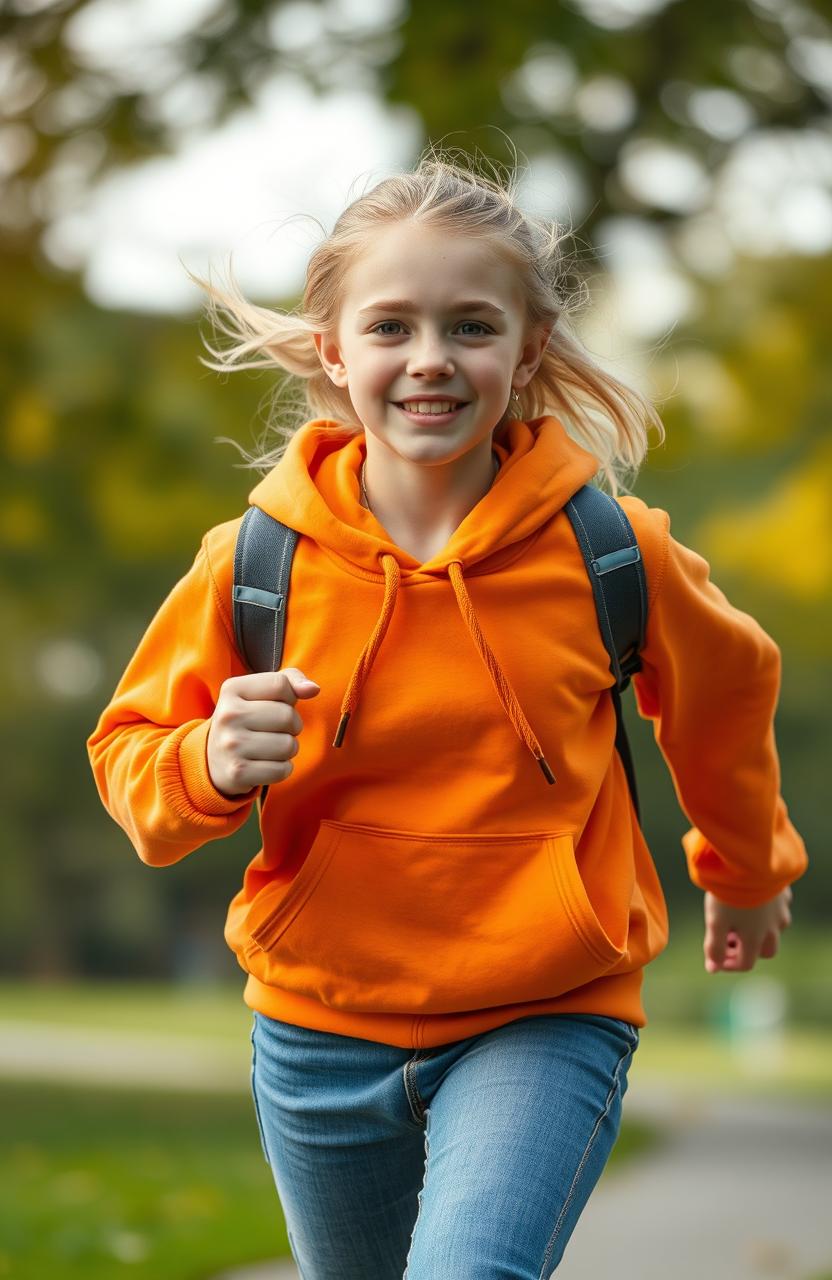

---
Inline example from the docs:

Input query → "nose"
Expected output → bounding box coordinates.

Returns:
[406,331,454,379]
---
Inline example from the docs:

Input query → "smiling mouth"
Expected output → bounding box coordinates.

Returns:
[394,400,469,414]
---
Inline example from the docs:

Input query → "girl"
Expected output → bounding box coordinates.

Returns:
[87,150,806,1279]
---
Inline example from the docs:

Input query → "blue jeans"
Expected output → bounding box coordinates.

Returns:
[250,1010,639,1279]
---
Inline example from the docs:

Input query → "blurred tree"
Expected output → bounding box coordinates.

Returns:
[2,0,829,254]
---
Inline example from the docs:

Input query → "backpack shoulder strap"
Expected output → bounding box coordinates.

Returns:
[232,505,299,673]
[564,484,648,823]
[564,485,647,690]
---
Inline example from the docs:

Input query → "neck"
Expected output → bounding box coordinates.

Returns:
[360,442,500,551]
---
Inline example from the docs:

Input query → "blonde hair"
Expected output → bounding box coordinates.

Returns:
[186,144,665,496]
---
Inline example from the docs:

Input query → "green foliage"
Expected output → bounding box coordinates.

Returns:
[387,0,827,192]
[0,254,265,979]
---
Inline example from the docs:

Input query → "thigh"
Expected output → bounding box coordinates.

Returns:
[404,1013,639,1280]
[250,1012,429,1280]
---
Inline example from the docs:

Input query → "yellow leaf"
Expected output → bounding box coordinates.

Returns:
[0,496,48,548]
[696,449,832,601]
[5,389,54,463]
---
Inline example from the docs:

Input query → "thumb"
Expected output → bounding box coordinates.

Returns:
[280,668,321,698]
[704,918,728,973]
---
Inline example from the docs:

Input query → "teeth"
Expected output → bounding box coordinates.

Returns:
[399,401,460,414]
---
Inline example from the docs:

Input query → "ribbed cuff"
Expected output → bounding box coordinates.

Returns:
[177,720,259,816]
[682,828,788,908]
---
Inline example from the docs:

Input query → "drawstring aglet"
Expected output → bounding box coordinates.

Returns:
[333,711,350,748]
[537,754,557,785]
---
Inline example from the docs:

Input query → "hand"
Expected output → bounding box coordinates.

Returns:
[206,668,321,797]
[703,886,793,973]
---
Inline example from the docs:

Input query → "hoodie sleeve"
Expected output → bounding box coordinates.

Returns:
[624,500,808,909]
[86,527,259,867]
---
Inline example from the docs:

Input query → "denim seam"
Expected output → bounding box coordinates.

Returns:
[249,1017,271,1167]
[287,1229,306,1279]
[403,1108,431,1278]
[539,1032,636,1279]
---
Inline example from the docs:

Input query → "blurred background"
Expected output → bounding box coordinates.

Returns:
[1,0,830,1277]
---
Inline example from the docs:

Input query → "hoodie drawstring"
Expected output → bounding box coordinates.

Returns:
[333,554,556,785]
[332,553,401,748]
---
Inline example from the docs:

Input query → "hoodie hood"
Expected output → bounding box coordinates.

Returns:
[248,415,600,579]
[248,416,600,782]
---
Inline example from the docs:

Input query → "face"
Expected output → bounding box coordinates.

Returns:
[314,220,548,467]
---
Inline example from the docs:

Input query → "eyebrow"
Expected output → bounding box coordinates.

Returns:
[357,299,506,316]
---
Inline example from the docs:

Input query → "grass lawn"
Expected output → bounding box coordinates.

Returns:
[0,1078,289,1280]
[631,1023,832,1097]
[640,918,832,1029]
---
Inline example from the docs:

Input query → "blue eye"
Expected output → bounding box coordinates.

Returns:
[370,319,492,337]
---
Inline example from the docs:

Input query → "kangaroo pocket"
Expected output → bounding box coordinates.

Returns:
[241,819,626,1015]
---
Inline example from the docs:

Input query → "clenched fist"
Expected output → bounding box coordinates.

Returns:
[703,885,793,973]
[207,667,321,798]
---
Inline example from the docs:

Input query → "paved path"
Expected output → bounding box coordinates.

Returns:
[3,1021,830,1279]
[559,1078,832,1280]
[210,1077,832,1280]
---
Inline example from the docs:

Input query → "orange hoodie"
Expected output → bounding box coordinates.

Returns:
[87,416,808,1048]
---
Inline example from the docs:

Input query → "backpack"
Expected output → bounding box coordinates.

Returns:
[231,484,647,822]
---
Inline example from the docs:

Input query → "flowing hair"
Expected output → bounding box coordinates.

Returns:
[185,142,665,496]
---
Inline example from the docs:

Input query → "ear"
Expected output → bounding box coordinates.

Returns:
[512,325,553,391]
[313,331,349,389]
